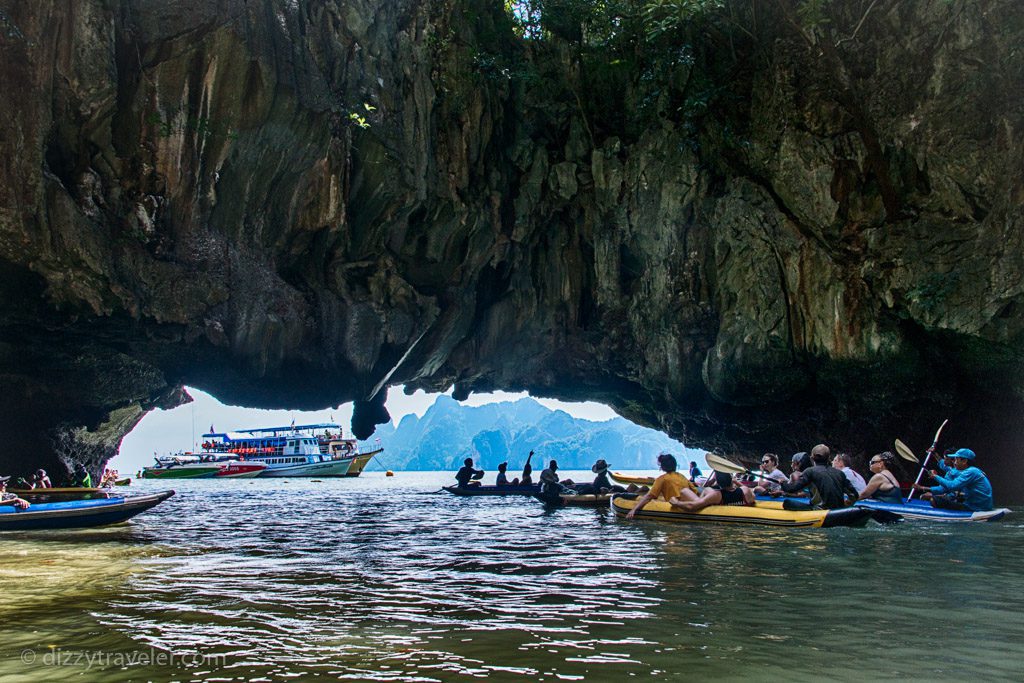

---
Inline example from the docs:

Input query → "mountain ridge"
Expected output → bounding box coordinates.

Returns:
[361,396,698,472]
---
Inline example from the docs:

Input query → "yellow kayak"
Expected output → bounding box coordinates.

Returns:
[609,472,656,486]
[611,495,871,528]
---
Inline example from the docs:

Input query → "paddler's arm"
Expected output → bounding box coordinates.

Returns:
[625,492,654,519]
[779,471,811,495]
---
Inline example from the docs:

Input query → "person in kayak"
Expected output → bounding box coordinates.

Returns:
[520,451,534,486]
[832,453,866,494]
[571,459,625,495]
[31,469,52,489]
[669,471,755,511]
[858,451,903,504]
[752,453,789,495]
[933,449,961,481]
[72,464,92,488]
[455,458,484,488]
[776,445,858,509]
[626,453,692,519]
[688,460,703,482]
[913,448,993,511]
[539,460,573,494]
[0,476,30,509]
[495,462,517,486]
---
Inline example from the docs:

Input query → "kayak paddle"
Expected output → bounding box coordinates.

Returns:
[704,453,747,475]
[894,439,918,463]
[907,419,948,501]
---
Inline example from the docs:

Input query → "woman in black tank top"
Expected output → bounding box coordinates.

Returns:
[859,452,904,504]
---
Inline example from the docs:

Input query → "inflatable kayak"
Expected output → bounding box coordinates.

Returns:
[611,494,871,528]
[534,490,612,507]
[608,472,655,486]
[443,484,541,497]
[854,498,1011,522]
[0,491,174,531]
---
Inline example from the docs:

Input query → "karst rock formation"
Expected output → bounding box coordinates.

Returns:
[1,1,1021,496]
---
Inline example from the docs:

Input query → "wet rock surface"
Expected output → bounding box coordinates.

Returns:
[0,1,1021,497]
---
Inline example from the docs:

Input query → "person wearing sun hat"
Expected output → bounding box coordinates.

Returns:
[0,476,30,509]
[913,448,994,511]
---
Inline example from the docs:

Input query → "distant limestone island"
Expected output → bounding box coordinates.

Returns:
[360,395,700,472]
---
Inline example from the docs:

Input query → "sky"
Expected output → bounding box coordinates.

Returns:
[113,385,622,474]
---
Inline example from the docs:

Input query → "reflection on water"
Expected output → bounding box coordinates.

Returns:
[0,473,1021,681]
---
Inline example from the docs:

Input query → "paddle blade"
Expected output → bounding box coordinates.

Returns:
[704,453,746,474]
[933,419,949,444]
[894,439,919,463]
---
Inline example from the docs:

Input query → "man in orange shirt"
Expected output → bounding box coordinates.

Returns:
[626,453,692,518]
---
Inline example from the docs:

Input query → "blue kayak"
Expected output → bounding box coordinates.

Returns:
[854,498,1010,522]
[0,491,174,531]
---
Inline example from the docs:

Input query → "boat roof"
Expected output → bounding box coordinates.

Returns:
[202,422,340,438]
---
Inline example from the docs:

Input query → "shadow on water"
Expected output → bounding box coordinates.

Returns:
[0,473,1021,682]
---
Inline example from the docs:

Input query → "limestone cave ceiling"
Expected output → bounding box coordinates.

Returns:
[0,0,1022,491]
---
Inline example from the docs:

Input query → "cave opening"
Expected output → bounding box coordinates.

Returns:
[113,386,707,477]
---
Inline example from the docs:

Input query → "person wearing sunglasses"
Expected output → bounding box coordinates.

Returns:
[752,453,788,495]
[858,452,903,504]
[913,448,993,511]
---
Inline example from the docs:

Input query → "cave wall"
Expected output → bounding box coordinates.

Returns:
[0,1,1022,497]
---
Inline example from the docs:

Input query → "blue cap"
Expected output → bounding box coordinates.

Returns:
[952,448,976,460]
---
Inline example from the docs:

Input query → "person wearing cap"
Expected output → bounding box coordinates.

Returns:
[495,462,516,486]
[913,448,993,511]
[669,471,755,511]
[539,460,575,493]
[776,444,858,509]
[0,477,30,509]
[626,453,694,519]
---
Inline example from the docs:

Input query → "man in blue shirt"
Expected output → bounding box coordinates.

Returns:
[913,448,993,511]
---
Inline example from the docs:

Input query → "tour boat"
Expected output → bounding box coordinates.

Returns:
[141,454,222,479]
[201,423,383,477]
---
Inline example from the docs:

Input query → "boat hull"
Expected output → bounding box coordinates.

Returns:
[611,494,871,528]
[443,485,541,497]
[534,491,612,507]
[854,499,1010,522]
[141,465,221,479]
[215,463,266,478]
[344,449,382,477]
[0,491,175,531]
[257,459,353,477]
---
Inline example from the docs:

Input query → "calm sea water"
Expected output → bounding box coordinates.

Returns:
[0,472,1021,682]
